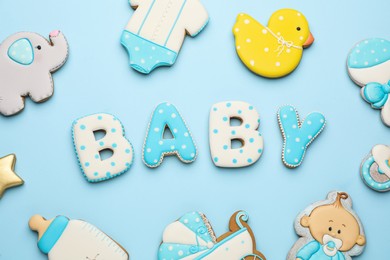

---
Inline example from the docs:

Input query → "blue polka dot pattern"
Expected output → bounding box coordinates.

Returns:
[72,113,134,183]
[278,105,325,168]
[7,38,34,65]
[143,103,197,168]
[348,38,390,69]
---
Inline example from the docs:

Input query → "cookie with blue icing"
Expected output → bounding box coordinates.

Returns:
[158,211,266,260]
[121,0,209,74]
[277,105,325,168]
[361,144,390,192]
[287,191,366,260]
[143,102,197,168]
[347,38,390,126]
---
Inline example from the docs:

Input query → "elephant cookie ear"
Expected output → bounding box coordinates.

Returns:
[7,38,34,65]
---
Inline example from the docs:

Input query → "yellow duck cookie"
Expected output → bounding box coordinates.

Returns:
[233,9,314,78]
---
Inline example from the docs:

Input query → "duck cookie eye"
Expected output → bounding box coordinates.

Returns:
[296,27,301,31]
[328,227,332,231]
[36,45,41,50]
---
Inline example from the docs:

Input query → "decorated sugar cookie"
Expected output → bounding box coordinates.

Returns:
[209,101,263,168]
[0,154,23,198]
[72,113,134,182]
[158,211,266,259]
[121,0,209,74]
[29,215,129,260]
[347,38,390,126]
[361,144,390,192]
[278,105,325,168]
[143,102,197,168]
[233,9,314,78]
[288,191,366,260]
[0,31,69,116]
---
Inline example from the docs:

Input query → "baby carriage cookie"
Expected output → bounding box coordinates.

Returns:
[287,191,366,260]
[29,215,129,260]
[361,144,390,192]
[347,38,390,126]
[233,9,314,78]
[158,211,266,259]
[0,31,69,116]
[121,0,209,74]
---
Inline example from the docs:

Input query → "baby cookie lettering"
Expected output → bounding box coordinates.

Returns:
[287,191,366,260]
[143,102,197,168]
[0,31,69,116]
[209,101,263,168]
[347,38,390,126]
[29,215,129,260]
[72,113,134,182]
[278,105,325,168]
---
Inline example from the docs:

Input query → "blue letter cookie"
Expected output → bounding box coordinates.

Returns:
[277,105,325,168]
[143,102,197,168]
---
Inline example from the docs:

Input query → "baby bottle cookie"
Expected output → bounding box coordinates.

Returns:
[233,9,314,78]
[361,144,390,192]
[347,38,390,126]
[287,191,366,260]
[29,215,129,260]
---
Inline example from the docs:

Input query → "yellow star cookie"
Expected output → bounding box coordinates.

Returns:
[0,154,23,198]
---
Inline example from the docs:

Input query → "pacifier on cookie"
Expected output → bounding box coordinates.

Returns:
[347,38,390,126]
[361,144,390,192]
[233,9,314,78]
[287,191,366,260]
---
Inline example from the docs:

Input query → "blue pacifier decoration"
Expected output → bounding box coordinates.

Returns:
[361,144,390,192]
[7,38,34,65]
[347,38,390,127]
[278,105,326,168]
[143,102,197,168]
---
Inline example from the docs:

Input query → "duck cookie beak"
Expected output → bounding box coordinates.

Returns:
[303,32,314,48]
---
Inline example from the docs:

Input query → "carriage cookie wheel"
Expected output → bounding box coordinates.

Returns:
[241,253,265,260]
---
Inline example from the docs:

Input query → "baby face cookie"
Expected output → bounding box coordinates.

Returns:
[288,192,366,260]
[158,211,266,259]
[72,113,134,182]
[0,154,23,198]
[278,105,325,168]
[233,9,314,78]
[361,144,390,192]
[29,215,129,260]
[347,38,390,126]
[0,31,69,116]
[143,102,197,168]
[121,0,209,74]
[209,101,263,168]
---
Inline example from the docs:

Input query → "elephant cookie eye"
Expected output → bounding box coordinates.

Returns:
[36,45,42,50]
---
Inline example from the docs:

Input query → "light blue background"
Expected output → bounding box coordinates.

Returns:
[0,0,389,259]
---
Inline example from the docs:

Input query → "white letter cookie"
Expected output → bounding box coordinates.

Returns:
[121,0,209,74]
[29,215,129,260]
[209,101,263,168]
[72,113,134,182]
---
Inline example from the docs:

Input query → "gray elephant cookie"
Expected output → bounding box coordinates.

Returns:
[0,30,69,116]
